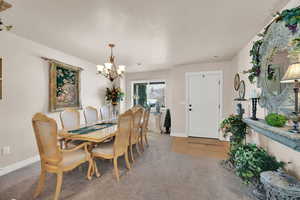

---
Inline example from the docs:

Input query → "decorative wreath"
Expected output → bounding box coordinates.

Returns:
[244,6,300,83]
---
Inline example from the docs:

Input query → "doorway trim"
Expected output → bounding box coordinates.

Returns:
[185,70,223,139]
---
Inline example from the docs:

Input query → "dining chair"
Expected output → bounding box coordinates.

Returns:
[131,104,143,113]
[92,110,133,182]
[84,106,99,125]
[32,113,93,200]
[60,108,80,130]
[100,104,111,122]
[130,108,144,162]
[140,108,151,150]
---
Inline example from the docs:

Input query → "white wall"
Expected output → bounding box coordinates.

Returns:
[0,32,110,168]
[125,61,236,138]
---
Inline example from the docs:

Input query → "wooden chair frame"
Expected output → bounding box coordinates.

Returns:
[140,108,150,150]
[59,108,80,130]
[92,110,133,182]
[32,113,93,200]
[130,108,144,161]
[83,106,99,125]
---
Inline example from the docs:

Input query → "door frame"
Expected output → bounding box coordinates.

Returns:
[185,70,223,139]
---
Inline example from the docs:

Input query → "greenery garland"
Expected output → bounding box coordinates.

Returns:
[244,6,300,83]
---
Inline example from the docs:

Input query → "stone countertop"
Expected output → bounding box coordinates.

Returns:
[243,118,300,152]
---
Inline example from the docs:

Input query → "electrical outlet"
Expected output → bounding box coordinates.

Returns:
[2,146,10,155]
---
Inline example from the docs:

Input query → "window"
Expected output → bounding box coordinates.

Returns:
[132,81,166,108]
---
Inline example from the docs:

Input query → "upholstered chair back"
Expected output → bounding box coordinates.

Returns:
[142,108,151,133]
[84,106,99,125]
[131,108,143,144]
[60,108,80,130]
[32,113,62,165]
[114,110,133,156]
[131,104,143,113]
[100,105,111,122]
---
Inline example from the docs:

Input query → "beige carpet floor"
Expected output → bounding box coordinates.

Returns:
[0,133,251,200]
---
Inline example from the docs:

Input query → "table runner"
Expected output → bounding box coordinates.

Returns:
[69,123,116,135]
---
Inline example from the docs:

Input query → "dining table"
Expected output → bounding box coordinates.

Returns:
[59,122,118,143]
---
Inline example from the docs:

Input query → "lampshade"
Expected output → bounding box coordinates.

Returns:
[281,63,300,83]
[118,65,126,71]
[97,65,104,72]
[104,62,112,70]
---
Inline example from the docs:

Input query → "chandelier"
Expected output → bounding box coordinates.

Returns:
[96,44,125,82]
[0,0,12,31]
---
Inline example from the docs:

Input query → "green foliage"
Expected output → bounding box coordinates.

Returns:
[277,7,300,33]
[243,38,263,83]
[220,115,247,163]
[244,6,300,84]
[105,86,124,105]
[233,144,285,184]
[220,115,247,146]
[265,113,287,127]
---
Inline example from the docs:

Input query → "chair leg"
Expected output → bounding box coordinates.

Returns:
[130,145,135,162]
[144,135,149,147]
[87,159,93,180]
[94,160,101,177]
[33,169,46,198]
[125,151,131,170]
[53,172,63,200]
[140,135,145,152]
[113,157,120,182]
[136,143,141,156]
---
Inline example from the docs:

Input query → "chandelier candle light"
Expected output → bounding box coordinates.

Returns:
[96,44,126,82]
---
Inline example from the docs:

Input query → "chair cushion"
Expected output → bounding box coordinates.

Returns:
[60,149,87,168]
[92,142,114,157]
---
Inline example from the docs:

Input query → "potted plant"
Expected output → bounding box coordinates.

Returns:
[105,86,124,106]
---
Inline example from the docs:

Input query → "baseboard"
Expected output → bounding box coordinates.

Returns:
[171,132,187,137]
[0,155,40,176]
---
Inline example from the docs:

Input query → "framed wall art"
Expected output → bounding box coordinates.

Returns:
[48,59,83,112]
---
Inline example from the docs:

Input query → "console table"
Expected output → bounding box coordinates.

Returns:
[243,118,300,152]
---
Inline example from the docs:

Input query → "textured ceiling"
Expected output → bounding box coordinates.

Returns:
[1,0,290,72]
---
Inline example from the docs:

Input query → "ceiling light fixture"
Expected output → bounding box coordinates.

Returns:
[0,0,11,12]
[96,44,126,82]
[0,1,13,32]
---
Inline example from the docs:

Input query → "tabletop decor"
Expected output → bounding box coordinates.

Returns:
[105,86,124,106]
[265,113,287,127]
[96,44,126,82]
[249,89,260,120]
[281,63,300,133]
[46,58,83,112]
[234,73,240,91]
[238,80,245,99]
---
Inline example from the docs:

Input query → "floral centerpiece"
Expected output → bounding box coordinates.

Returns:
[105,86,124,106]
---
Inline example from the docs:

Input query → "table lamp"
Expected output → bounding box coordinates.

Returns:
[281,63,300,133]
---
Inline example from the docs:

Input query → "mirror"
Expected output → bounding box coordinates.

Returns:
[265,49,290,96]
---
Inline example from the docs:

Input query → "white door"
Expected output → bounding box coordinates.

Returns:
[186,71,221,138]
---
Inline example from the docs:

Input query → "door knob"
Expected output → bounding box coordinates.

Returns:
[189,108,192,111]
